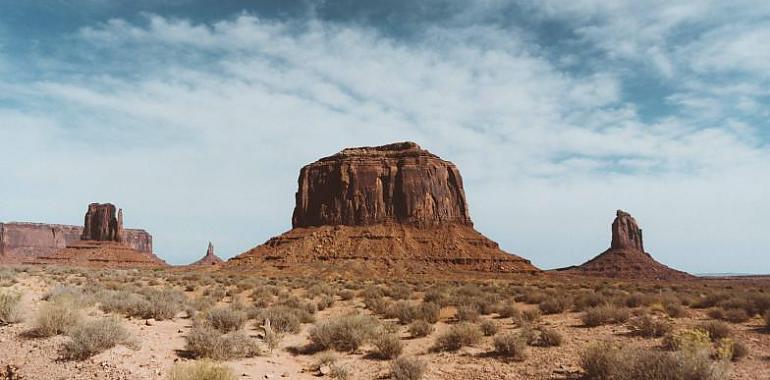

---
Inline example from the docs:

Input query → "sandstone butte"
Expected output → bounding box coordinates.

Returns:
[558,210,692,280]
[30,203,167,268]
[225,141,539,276]
[188,242,224,266]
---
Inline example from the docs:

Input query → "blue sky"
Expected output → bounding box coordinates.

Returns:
[1,1,768,273]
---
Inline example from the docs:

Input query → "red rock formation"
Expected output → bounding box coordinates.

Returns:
[190,242,224,266]
[558,210,691,280]
[81,203,124,242]
[227,142,539,276]
[34,241,167,268]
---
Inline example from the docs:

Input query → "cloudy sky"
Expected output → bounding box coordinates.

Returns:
[1,1,768,273]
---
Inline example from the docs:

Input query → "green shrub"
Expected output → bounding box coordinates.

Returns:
[32,298,81,337]
[390,356,426,380]
[662,328,712,353]
[62,317,136,360]
[185,325,260,360]
[433,323,482,351]
[0,291,22,325]
[205,306,246,333]
[309,314,379,352]
[371,331,403,359]
[407,320,434,338]
[493,333,527,360]
[167,360,236,380]
[699,321,731,341]
[581,305,630,327]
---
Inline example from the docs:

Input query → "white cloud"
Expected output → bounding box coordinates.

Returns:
[1,12,769,272]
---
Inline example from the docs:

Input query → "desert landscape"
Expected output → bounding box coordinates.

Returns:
[1,142,769,380]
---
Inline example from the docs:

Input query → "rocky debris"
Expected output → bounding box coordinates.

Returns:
[81,203,124,243]
[226,142,539,276]
[292,141,472,228]
[558,210,691,280]
[0,222,151,263]
[189,242,224,266]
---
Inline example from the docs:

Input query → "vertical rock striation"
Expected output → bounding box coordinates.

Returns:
[81,203,125,242]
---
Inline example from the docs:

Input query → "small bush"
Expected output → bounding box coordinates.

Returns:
[539,297,570,315]
[32,299,81,337]
[581,305,630,327]
[627,315,672,338]
[493,333,527,360]
[416,302,440,324]
[390,356,426,380]
[699,320,731,341]
[0,291,22,325]
[62,317,135,360]
[309,314,379,352]
[185,326,260,360]
[339,290,355,301]
[407,320,434,338]
[433,323,482,351]
[723,308,750,323]
[371,331,403,359]
[526,326,562,347]
[257,306,301,334]
[167,360,236,380]
[518,309,541,324]
[662,328,712,353]
[205,306,246,333]
[316,295,335,311]
[497,303,519,319]
[456,305,480,322]
[663,302,687,318]
[480,320,499,336]
[765,310,770,330]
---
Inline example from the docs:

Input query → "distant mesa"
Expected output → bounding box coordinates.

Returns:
[189,242,224,266]
[558,210,692,280]
[226,142,539,276]
[26,203,166,268]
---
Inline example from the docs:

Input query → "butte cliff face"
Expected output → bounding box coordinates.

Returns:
[560,210,691,280]
[226,142,538,276]
[81,203,125,243]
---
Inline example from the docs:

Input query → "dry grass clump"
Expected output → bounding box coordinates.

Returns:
[371,330,403,359]
[204,306,246,333]
[308,314,379,352]
[316,295,335,311]
[408,320,434,337]
[493,332,527,360]
[581,305,630,327]
[480,319,499,336]
[455,304,480,322]
[31,298,82,337]
[539,297,571,315]
[496,303,519,319]
[433,323,482,351]
[699,321,731,341]
[627,314,672,338]
[185,325,260,360]
[338,290,355,301]
[255,306,303,334]
[97,288,183,321]
[663,302,688,318]
[167,360,236,380]
[525,326,563,347]
[0,290,22,325]
[580,342,727,380]
[62,317,136,360]
[390,356,426,380]
[0,269,17,287]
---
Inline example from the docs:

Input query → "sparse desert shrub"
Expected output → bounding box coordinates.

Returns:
[167,360,236,380]
[62,317,135,360]
[416,302,440,324]
[32,298,81,337]
[309,314,379,352]
[390,356,426,380]
[423,289,449,307]
[573,292,605,311]
[518,309,541,324]
[316,295,335,311]
[257,306,301,334]
[493,333,527,360]
[699,320,731,341]
[526,326,563,347]
[455,304,480,322]
[723,308,750,323]
[662,328,712,353]
[389,301,418,324]
[433,323,482,351]
[728,340,748,362]
[480,320,499,336]
[663,302,687,318]
[0,290,22,325]
[580,342,727,380]
[627,314,672,338]
[338,290,355,301]
[205,306,246,333]
[364,297,392,316]
[185,325,260,360]
[311,350,338,372]
[387,284,413,300]
[140,289,184,320]
[496,303,520,319]
[581,305,630,327]
[706,308,725,320]
[765,310,770,330]
[329,364,350,380]
[407,320,434,338]
[262,319,281,353]
[539,297,570,315]
[371,331,403,359]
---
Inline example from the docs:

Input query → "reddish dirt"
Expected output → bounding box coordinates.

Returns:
[31,241,167,268]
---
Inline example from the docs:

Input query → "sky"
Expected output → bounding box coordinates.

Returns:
[0,1,768,273]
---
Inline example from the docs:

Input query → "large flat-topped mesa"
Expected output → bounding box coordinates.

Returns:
[559,210,691,280]
[227,142,539,276]
[292,142,472,228]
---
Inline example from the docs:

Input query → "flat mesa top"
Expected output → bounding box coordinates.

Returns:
[316,141,443,163]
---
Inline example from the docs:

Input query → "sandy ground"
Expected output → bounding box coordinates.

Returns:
[1,271,769,380]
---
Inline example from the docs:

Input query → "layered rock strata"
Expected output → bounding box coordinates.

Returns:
[189,242,224,266]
